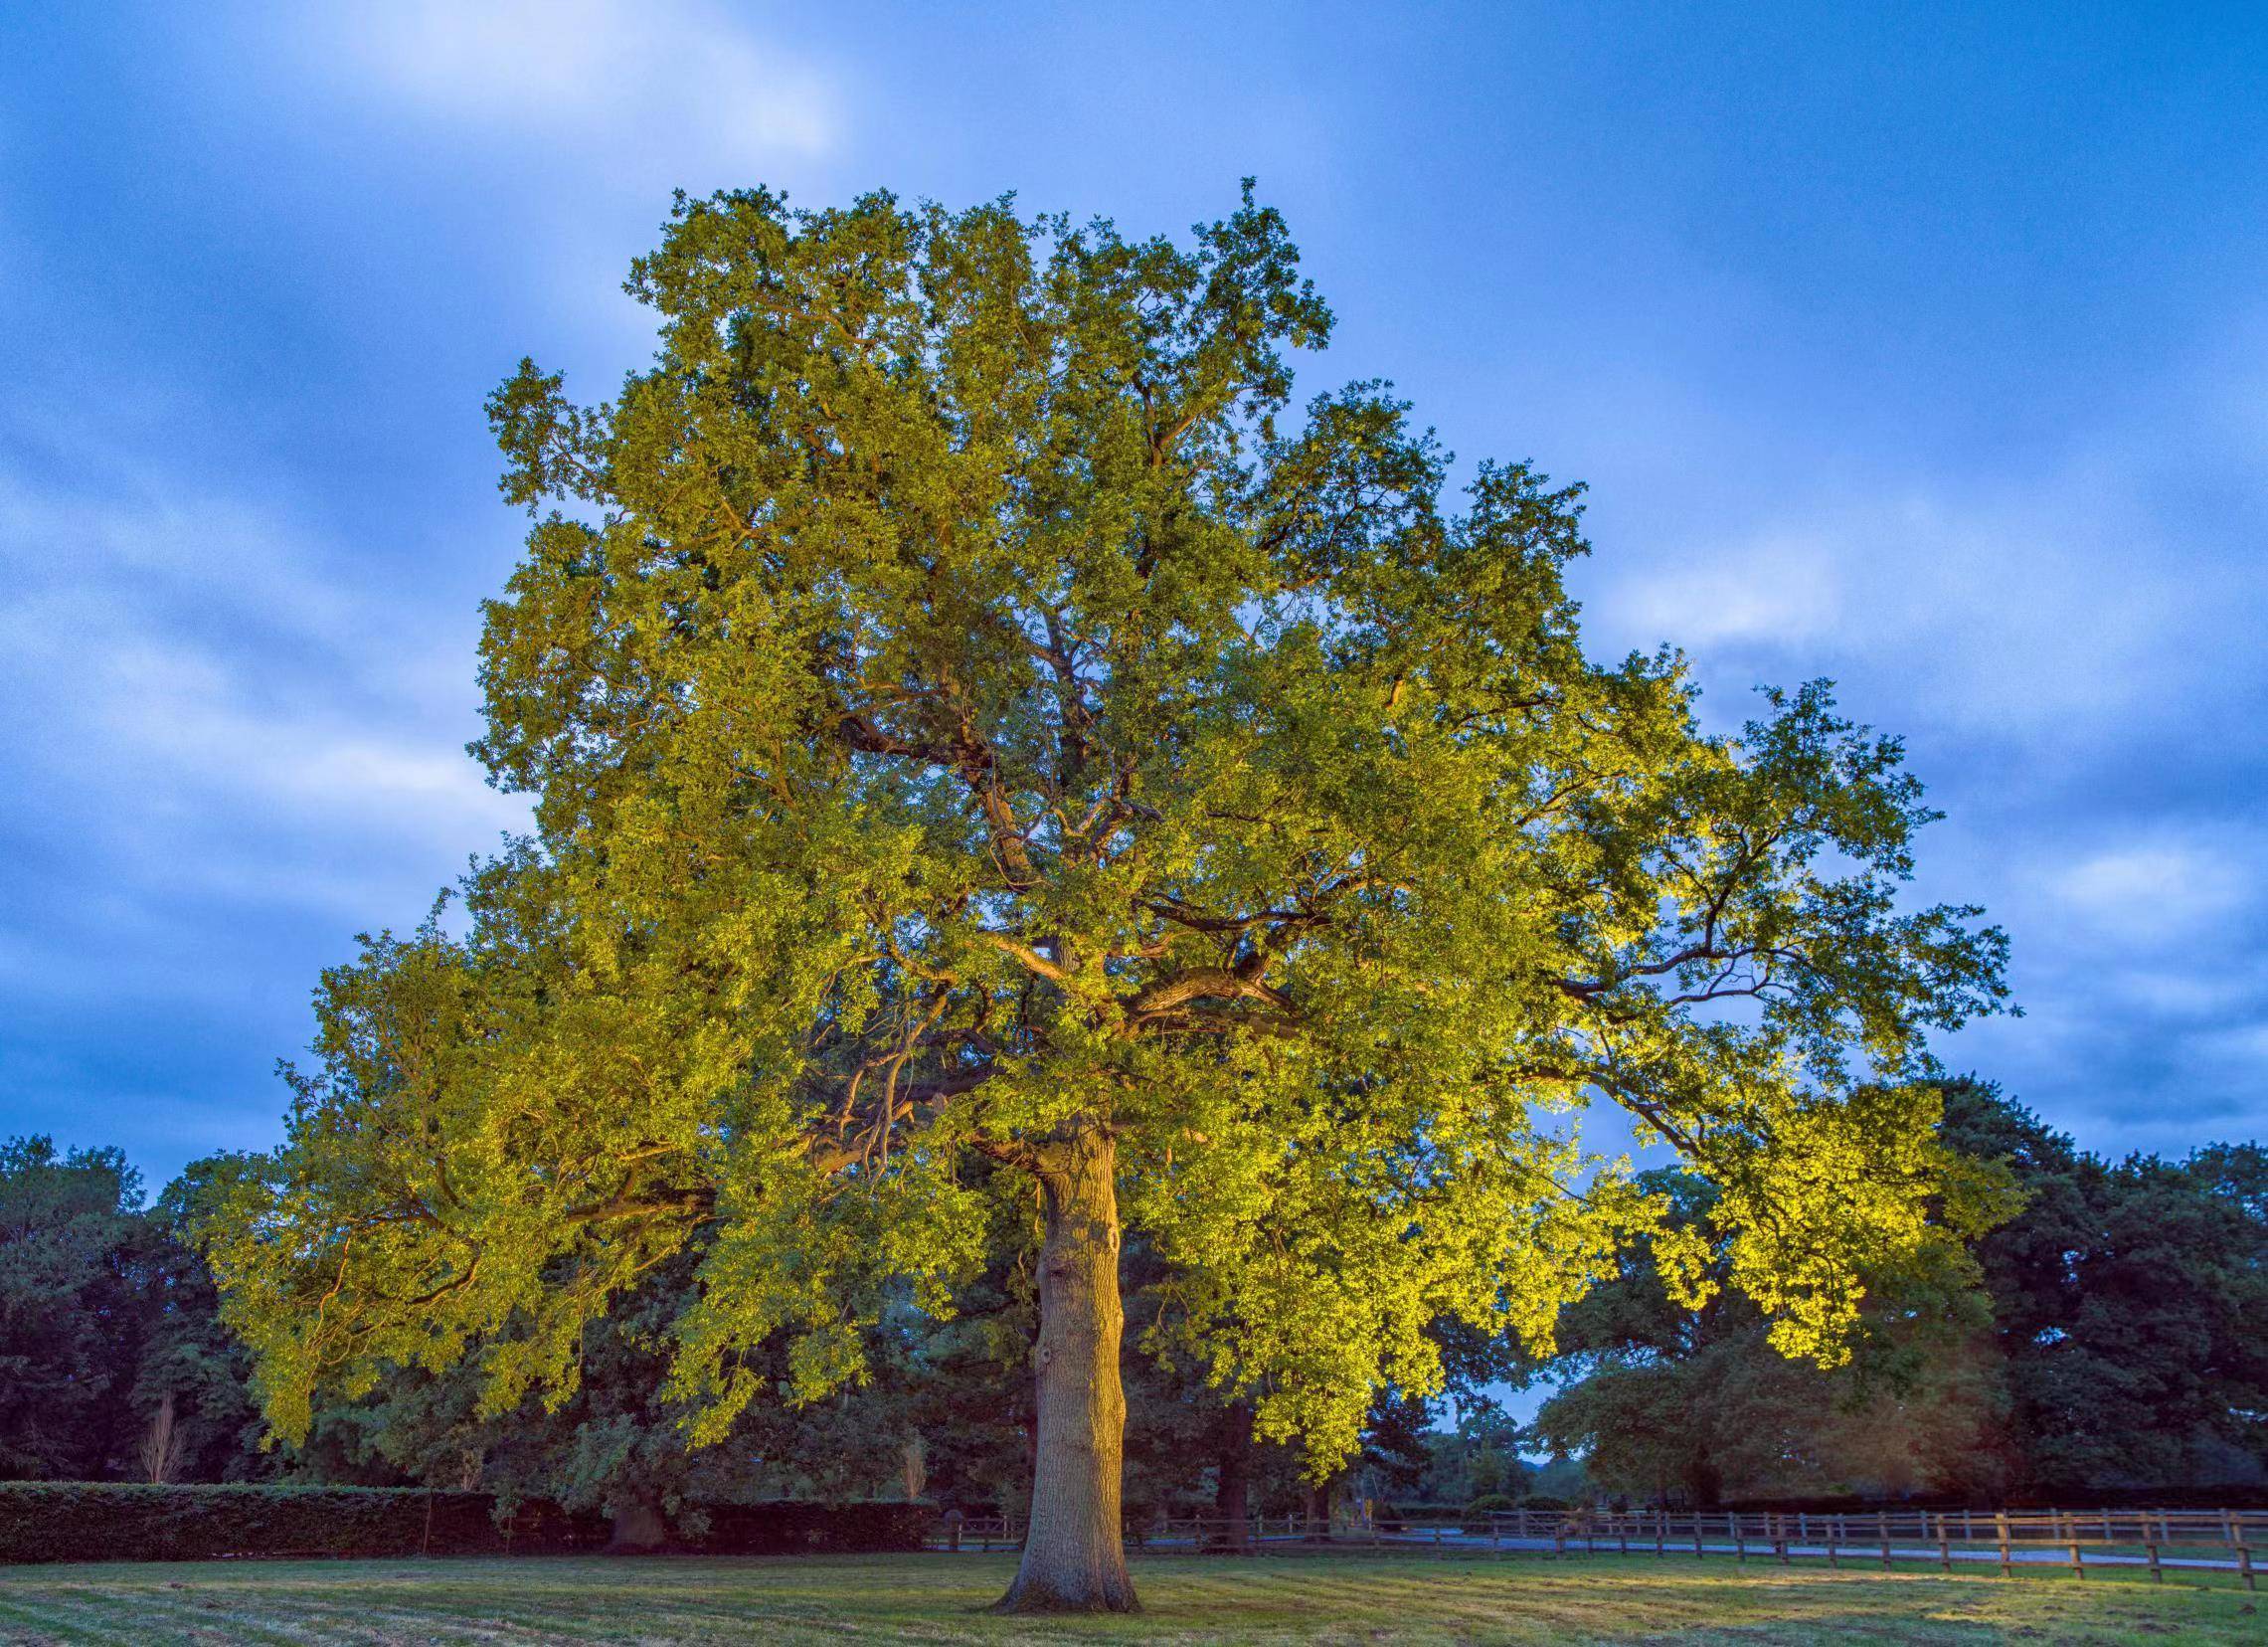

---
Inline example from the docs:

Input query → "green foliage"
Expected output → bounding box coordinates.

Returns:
[1531,1154,2010,1506]
[206,183,2008,1482]
[1939,1083,2268,1494]
[128,1156,274,1484]
[1525,1079,2268,1503]
[1397,1405,1528,1509]
[296,1239,967,1526]
[0,1140,283,1486]
[0,1138,146,1480]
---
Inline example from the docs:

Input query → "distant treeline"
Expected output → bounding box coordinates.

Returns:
[1507,1080,2268,1507]
[2,1078,2262,1525]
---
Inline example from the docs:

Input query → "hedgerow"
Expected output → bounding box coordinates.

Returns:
[0,1484,930,1564]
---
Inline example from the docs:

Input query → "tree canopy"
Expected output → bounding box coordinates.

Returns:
[1941,1083,2268,1494]
[0,1141,269,1486]
[1525,1156,2010,1506]
[204,184,2009,1610]
[1520,1080,2268,1505]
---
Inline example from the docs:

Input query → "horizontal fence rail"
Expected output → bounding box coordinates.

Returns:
[923,1507,2259,1588]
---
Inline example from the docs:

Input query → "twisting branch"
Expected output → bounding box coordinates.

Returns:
[979,932,1078,989]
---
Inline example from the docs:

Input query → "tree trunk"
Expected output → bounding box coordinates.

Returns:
[608,1490,668,1552]
[995,1126,1137,1613]
[1213,1399,1254,1552]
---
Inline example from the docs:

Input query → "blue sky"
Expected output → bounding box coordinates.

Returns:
[2,1,2264,1190]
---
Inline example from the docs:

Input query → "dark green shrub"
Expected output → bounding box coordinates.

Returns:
[697,1501,931,1555]
[0,1484,929,1565]
[0,1484,590,1564]
[1522,1495,1570,1513]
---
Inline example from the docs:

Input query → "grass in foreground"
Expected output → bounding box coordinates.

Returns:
[0,1551,2259,1645]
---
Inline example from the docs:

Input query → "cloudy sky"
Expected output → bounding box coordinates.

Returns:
[2,1,2264,1188]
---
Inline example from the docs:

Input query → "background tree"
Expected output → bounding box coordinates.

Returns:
[1526,1165,2011,1505]
[206,185,2008,1613]
[127,1156,273,1485]
[1940,1082,2268,1494]
[276,1231,950,1541]
[1524,1079,2268,1504]
[0,1139,146,1480]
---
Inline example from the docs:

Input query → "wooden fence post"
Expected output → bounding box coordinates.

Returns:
[2068,1538,2084,1580]
[1995,1511,2012,1578]
[1935,1514,1951,1574]
[2146,1540,2162,1582]
[2237,1544,2255,1592]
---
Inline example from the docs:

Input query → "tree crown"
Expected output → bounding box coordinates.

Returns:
[209,186,2009,1467]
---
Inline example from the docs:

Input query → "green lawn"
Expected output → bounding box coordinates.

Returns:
[0,1552,2258,1645]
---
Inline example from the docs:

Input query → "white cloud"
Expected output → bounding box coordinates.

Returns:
[1568,330,2268,1154]
[0,460,355,644]
[1589,473,2218,739]
[91,639,524,849]
[0,457,522,922]
[2200,1021,2268,1061]
[1609,532,1841,647]
[1580,318,2268,749]
[2050,837,2255,946]
[302,0,838,179]
[2112,968,2263,1020]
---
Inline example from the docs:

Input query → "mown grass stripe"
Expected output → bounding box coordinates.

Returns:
[1,1552,2262,1644]
[0,1591,158,1647]
[89,1589,313,1647]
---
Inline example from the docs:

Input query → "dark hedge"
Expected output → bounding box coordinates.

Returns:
[697,1501,931,1554]
[0,1484,932,1565]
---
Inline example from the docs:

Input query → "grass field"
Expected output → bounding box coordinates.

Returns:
[0,1552,2259,1645]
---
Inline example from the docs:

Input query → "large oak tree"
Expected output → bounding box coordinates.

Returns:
[208,186,2007,1612]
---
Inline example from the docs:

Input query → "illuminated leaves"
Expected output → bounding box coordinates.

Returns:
[207,185,2008,1477]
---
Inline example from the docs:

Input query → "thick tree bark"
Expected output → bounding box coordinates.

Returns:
[607,1490,668,1552]
[994,1126,1137,1613]
[1211,1398,1253,1551]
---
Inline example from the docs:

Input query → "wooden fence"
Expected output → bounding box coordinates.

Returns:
[925,1506,2258,1587]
